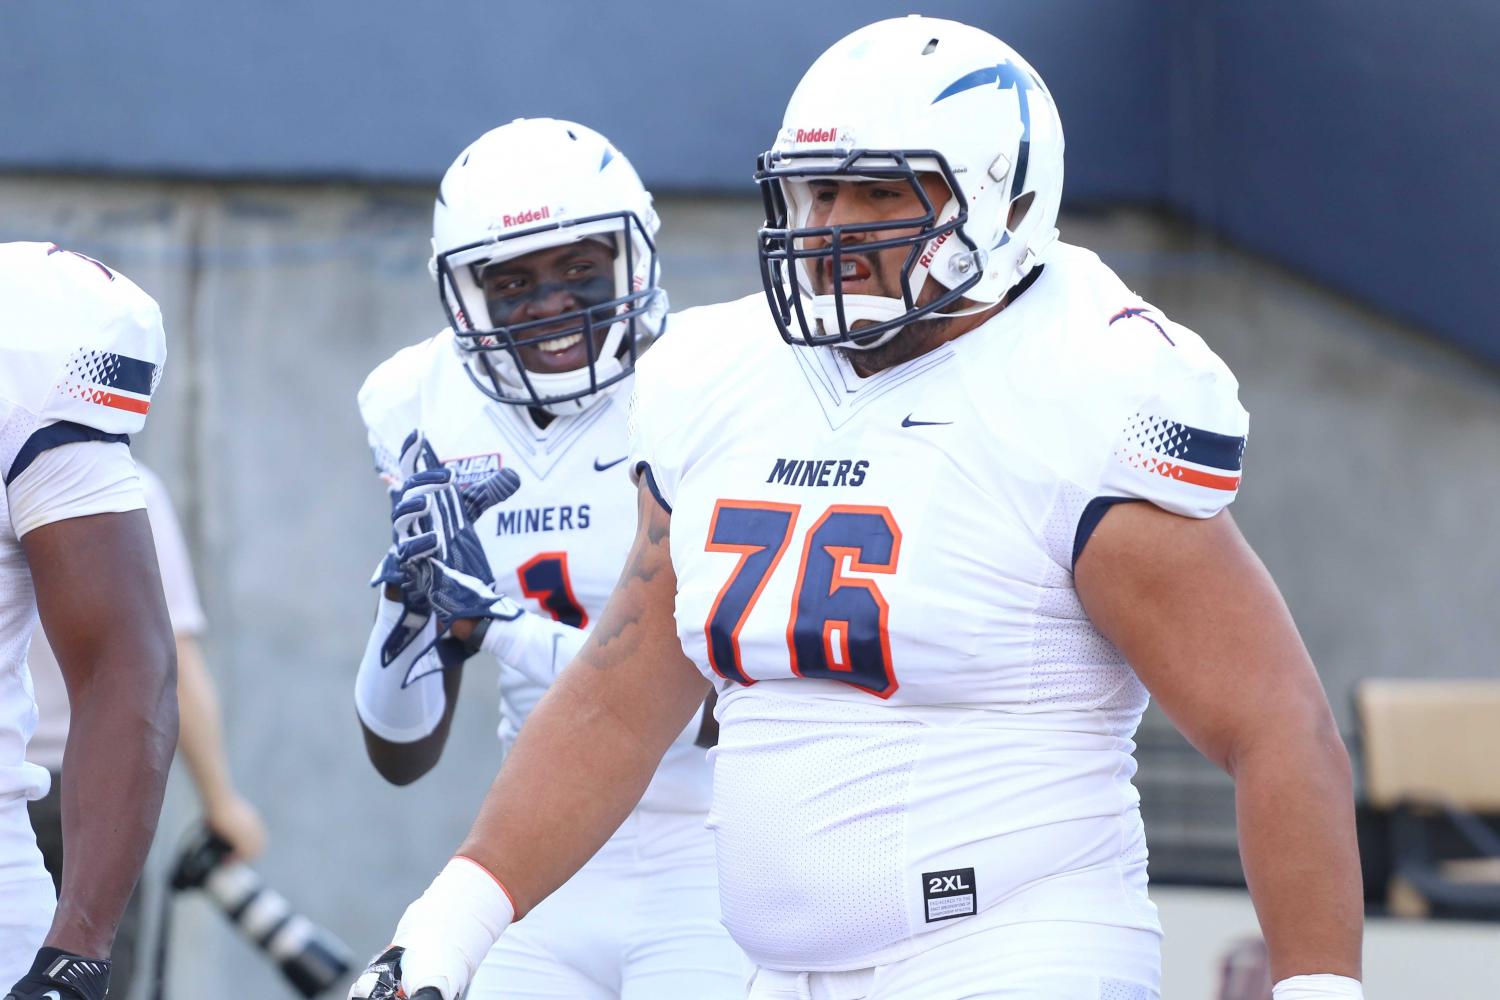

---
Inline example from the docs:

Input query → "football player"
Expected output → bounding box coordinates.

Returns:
[0,243,177,1000]
[352,18,1364,1000]
[350,119,744,998]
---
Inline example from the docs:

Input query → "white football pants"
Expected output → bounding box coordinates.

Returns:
[747,919,1160,1000]
[0,795,54,986]
[469,807,747,999]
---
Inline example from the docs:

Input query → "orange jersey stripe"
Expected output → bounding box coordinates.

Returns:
[1154,460,1240,491]
[91,390,150,414]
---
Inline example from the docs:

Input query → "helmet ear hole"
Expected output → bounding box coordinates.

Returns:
[1007,191,1035,233]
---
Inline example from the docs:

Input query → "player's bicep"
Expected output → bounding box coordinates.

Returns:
[25,508,175,690]
[11,441,175,690]
[1074,504,1335,771]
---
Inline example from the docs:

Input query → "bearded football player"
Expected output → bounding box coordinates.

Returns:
[352,19,1363,1000]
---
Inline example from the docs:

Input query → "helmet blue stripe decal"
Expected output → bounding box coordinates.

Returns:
[933,62,1035,200]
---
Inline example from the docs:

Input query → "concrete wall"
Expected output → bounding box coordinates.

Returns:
[3,176,1497,996]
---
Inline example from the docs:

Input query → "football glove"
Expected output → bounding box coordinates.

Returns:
[391,464,523,635]
[4,947,110,1000]
[346,946,449,1000]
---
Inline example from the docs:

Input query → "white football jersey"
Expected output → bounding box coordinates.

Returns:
[629,243,1250,970]
[0,242,164,801]
[359,330,711,813]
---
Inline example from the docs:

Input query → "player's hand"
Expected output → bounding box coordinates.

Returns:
[4,947,110,1000]
[346,946,452,1000]
[204,791,269,861]
[391,462,522,634]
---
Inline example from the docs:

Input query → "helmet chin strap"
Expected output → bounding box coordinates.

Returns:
[809,294,908,350]
[805,199,1041,351]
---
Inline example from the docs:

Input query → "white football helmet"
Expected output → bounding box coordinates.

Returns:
[432,118,666,414]
[755,15,1065,349]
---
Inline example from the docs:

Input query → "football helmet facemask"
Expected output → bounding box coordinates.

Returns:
[432,118,666,414]
[756,15,1065,350]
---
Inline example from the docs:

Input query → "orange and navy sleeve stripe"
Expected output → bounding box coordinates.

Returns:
[61,349,160,415]
[1115,414,1245,492]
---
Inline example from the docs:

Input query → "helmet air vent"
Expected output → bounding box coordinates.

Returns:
[922,38,939,55]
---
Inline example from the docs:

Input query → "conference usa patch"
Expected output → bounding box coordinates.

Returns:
[921,867,976,923]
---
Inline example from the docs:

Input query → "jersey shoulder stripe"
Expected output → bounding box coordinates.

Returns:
[0,242,165,475]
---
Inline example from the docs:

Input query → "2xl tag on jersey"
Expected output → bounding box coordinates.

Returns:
[921,867,976,922]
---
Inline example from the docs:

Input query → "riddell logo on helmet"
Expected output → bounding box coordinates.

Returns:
[793,126,840,144]
[919,229,953,269]
[500,206,551,228]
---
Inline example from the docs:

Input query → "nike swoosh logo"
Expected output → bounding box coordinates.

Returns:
[44,992,63,1000]
[901,414,953,427]
[593,456,628,472]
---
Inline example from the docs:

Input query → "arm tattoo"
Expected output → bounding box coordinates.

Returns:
[582,487,673,663]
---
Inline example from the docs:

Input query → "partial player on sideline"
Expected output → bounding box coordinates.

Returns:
[1,242,177,1000]
[350,120,743,999]
[24,461,267,996]
[353,17,1364,1000]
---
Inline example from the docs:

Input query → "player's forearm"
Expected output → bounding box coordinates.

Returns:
[51,646,178,956]
[174,634,238,811]
[456,483,699,916]
[1231,716,1363,984]
[457,660,703,916]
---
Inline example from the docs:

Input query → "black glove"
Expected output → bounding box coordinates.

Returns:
[345,946,447,1000]
[4,947,110,1000]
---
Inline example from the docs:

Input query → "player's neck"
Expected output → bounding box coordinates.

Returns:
[842,266,1042,378]
[843,302,1002,378]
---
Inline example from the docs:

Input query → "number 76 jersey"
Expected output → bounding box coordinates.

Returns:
[627,245,1249,972]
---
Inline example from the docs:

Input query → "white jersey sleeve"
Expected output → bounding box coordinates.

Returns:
[1093,323,1248,518]
[999,249,1248,567]
[0,242,165,487]
[357,335,444,488]
[7,440,144,539]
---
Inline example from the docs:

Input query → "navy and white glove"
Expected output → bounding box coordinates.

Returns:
[4,948,110,1000]
[391,461,523,635]
[347,946,446,1000]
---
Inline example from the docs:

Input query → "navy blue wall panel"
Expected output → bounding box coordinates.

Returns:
[0,1,1167,200]
[1201,2,1500,363]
